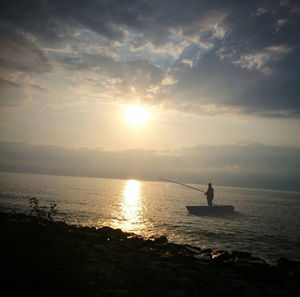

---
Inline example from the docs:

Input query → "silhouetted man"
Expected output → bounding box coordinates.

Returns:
[204,183,214,206]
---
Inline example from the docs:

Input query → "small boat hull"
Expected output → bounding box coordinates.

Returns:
[186,205,235,216]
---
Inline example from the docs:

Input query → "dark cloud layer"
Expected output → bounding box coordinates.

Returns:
[0,0,299,117]
[0,24,49,69]
[0,141,299,191]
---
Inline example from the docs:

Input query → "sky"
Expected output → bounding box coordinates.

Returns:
[0,0,300,190]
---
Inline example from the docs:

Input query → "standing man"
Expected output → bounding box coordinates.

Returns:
[204,183,214,206]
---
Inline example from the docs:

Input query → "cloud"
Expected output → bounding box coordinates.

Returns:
[181,59,193,68]
[1,141,300,191]
[161,75,178,86]
[60,53,163,103]
[0,0,299,117]
[0,78,24,107]
[230,45,294,75]
[0,25,50,73]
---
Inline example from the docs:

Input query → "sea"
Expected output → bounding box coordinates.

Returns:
[0,172,299,264]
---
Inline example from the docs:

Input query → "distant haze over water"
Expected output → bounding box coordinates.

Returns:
[1,141,300,191]
[0,172,299,263]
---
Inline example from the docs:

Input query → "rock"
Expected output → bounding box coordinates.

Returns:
[140,246,156,252]
[232,250,252,259]
[98,226,130,241]
[228,278,251,289]
[160,261,181,269]
[194,249,213,261]
[248,257,267,266]
[183,244,201,254]
[163,289,189,297]
[211,250,232,261]
[154,235,168,244]
[162,250,174,258]
[2,211,299,297]
[194,253,211,261]
[202,248,213,253]
[276,256,298,271]
[106,289,129,297]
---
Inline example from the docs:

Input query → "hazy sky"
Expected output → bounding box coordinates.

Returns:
[0,0,300,189]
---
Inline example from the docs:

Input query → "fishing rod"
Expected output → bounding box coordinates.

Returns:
[160,178,206,193]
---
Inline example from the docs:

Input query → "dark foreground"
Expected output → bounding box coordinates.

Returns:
[1,212,299,297]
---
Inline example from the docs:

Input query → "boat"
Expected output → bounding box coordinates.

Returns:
[186,205,235,216]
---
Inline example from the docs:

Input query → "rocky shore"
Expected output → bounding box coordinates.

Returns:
[1,211,299,297]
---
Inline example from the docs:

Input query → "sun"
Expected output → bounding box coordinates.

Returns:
[124,105,149,126]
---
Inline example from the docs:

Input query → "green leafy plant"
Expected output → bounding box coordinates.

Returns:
[48,202,57,221]
[29,197,57,221]
[29,197,42,218]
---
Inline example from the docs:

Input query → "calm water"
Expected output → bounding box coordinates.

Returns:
[0,172,299,263]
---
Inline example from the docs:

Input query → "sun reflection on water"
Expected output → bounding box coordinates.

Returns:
[110,179,146,233]
[123,180,141,206]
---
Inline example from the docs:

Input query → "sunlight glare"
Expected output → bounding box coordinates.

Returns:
[125,105,149,126]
